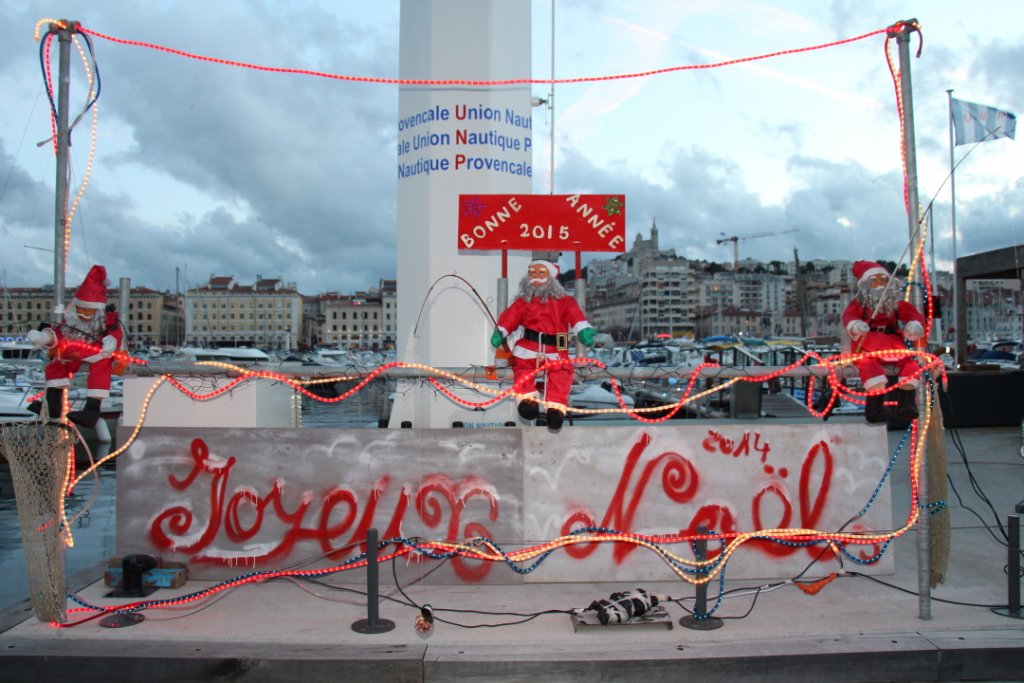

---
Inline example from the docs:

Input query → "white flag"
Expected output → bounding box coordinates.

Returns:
[950,98,1017,146]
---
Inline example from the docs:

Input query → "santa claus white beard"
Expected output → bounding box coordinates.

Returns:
[63,306,104,339]
[857,279,903,314]
[518,276,566,302]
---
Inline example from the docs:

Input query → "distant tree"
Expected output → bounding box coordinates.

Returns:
[707,262,726,274]
[769,260,786,275]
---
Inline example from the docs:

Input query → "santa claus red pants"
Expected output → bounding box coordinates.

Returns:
[853,331,920,388]
[509,355,574,411]
[43,354,114,399]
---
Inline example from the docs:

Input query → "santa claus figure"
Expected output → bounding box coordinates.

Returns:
[27,264,124,428]
[490,260,596,431]
[842,260,926,424]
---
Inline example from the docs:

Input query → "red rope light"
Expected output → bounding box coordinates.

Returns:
[73,23,892,87]
[41,32,58,155]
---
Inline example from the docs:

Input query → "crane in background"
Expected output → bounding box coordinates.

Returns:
[717,229,799,272]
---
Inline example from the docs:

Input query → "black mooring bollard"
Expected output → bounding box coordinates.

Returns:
[680,526,724,630]
[993,515,1022,620]
[352,528,396,633]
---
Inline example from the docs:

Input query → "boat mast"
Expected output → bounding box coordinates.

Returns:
[49,20,77,323]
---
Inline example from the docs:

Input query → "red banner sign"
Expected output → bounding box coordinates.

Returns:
[457,194,626,252]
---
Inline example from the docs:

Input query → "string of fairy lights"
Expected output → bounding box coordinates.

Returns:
[37,334,947,628]
[28,17,948,627]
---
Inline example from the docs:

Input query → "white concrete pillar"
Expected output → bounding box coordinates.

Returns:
[391,0,534,428]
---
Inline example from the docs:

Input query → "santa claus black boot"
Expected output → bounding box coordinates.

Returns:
[546,408,565,432]
[67,397,102,429]
[864,394,890,424]
[894,388,919,422]
[517,400,539,421]
[28,388,64,421]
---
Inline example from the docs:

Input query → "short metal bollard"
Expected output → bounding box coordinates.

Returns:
[992,515,1022,620]
[679,526,723,630]
[352,528,396,633]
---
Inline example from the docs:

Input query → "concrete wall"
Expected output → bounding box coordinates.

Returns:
[121,376,298,428]
[116,422,895,584]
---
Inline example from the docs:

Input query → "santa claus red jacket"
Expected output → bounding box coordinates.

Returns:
[496,295,591,360]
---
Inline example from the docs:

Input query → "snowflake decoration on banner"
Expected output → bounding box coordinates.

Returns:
[462,196,488,219]
[603,196,624,216]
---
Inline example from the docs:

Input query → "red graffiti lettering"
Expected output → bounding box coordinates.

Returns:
[562,432,699,563]
[751,482,795,557]
[847,522,885,561]
[749,439,834,557]
[686,504,738,559]
[148,438,498,579]
[799,440,833,529]
[702,429,771,462]
[702,429,735,455]
[416,474,498,581]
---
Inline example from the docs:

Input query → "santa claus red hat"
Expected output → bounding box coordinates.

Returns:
[852,260,889,286]
[529,260,559,280]
[73,264,110,310]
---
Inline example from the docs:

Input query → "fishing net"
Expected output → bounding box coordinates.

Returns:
[925,394,950,587]
[0,419,75,623]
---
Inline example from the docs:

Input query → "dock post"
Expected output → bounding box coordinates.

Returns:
[992,515,1022,620]
[679,527,723,630]
[352,528,395,633]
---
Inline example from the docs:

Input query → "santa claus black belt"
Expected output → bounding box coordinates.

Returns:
[870,325,898,334]
[523,328,569,351]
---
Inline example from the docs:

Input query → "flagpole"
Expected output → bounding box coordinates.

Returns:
[926,204,941,344]
[946,89,960,367]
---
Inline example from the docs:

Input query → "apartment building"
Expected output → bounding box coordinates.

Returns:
[317,279,397,350]
[185,275,302,351]
[1,285,182,349]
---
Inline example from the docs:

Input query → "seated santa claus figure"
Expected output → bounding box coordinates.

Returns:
[27,264,123,428]
[841,260,925,424]
[490,260,596,431]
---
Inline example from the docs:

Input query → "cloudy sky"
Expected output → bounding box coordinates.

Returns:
[0,1,1021,295]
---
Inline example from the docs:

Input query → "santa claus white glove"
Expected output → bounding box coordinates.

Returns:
[847,320,870,340]
[101,335,118,354]
[27,328,55,348]
[903,321,924,341]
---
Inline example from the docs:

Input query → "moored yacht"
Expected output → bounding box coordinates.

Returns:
[173,346,271,364]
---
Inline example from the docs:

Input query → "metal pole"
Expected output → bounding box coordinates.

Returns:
[119,278,130,347]
[946,89,960,366]
[351,528,395,633]
[51,20,75,323]
[926,206,941,344]
[548,0,555,195]
[894,20,931,620]
[679,527,723,630]
[1009,515,1020,616]
[575,250,586,356]
[992,514,1022,619]
[497,276,508,314]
